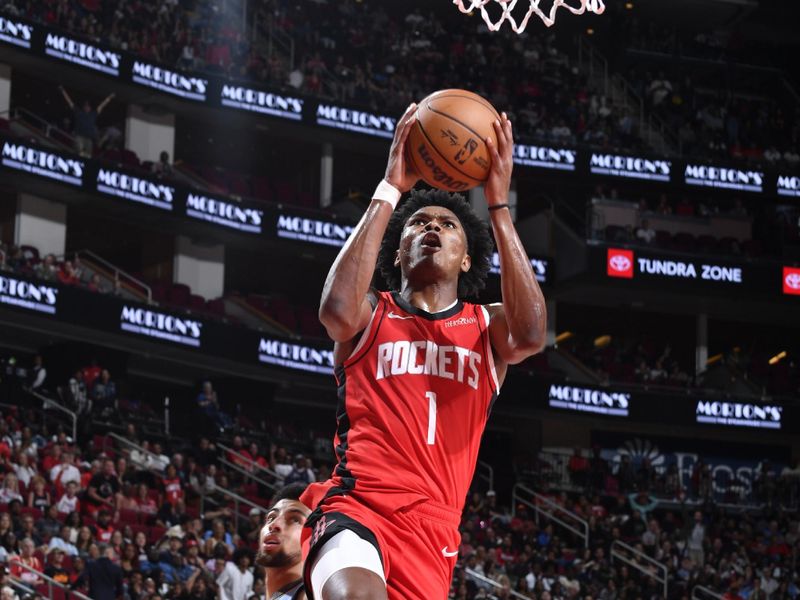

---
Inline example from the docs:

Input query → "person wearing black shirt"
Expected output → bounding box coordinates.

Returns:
[58,86,115,158]
[87,459,121,512]
[82,544,123,600]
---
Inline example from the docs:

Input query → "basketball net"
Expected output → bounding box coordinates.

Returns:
[454,0,605,31]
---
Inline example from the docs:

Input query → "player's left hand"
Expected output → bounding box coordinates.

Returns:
[485,112,514,207]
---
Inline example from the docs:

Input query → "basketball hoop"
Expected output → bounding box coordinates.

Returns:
[454,0,605,32]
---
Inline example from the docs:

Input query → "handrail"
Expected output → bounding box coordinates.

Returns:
[9,558,93,600]
[512,484,589,548]
[611,540,668,598]
[464,568,533,600]
[692,585,724,600]
[218,455,278,493]
[10,106,76,150]
[475,460,494,492]
[107,432,166,473]
[27,388,77,442]
[216,442,281,480]
[203,483,267,531]
[72,249,152,304]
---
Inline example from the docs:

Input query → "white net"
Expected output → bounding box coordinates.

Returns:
[454,0,605,32]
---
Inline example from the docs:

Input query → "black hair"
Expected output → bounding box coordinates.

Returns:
[377,188,494,300]
[270,483,307,507]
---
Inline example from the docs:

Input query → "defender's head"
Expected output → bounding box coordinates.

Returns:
[256,483,310,569]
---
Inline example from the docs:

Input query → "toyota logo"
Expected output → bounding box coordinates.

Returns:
[786,273,800,290]
[609,255,631,272]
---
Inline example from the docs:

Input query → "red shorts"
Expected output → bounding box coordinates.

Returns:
[302,493,462,600]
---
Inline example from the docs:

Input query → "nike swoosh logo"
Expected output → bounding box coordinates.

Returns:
[388,311,413,320]
[441,546,459,558]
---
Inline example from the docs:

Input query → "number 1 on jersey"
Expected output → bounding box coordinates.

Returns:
[426,391,437,445]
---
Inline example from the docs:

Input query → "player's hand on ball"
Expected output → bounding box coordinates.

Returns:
[485,112,514,207]
[385,103,420,193]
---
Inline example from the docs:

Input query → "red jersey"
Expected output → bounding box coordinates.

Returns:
[305,291,498,516]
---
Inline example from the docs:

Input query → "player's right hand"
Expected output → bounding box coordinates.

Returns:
[384,103,420,193]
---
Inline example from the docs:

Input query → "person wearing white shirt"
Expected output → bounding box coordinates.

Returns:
[13,453,36,488]
[48,526,79,557]
[217,550,254,600]
[50,452,81,488]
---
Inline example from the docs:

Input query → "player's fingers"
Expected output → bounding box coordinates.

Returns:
[492,119,506,155]
[398,113,416,146]
[393,103,417,140]
[486,134,501,163]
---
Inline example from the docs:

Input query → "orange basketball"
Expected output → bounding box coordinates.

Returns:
[405,89,501,192]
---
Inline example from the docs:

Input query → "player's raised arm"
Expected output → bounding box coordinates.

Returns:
[319,104,419,343]
[484,113,547,365]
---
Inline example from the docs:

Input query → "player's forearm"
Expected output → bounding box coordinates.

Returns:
[492,208,546,353]
[319,200,392,337]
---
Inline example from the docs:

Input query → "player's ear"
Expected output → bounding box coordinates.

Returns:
[461,253,471,273]
[394,249,401,268]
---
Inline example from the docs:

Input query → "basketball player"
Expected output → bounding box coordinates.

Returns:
[256,483,311,599]
[302,103,546,599]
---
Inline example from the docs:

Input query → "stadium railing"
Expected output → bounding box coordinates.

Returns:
[202,483,267,531]
[511,483,589,549]
[611,540,668,599]
[474,460,494,494]
[216,442,279,494]
[9,559,93,600]
[463,568,533,600]
[71,249,153,304]
[692,585,725,600]
[106,432,171,476]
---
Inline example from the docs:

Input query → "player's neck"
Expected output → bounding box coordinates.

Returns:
[399,283,459,314]
[266,566,303,597]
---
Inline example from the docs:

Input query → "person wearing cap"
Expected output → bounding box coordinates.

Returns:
[256,483,310,600]
[44,547,71,585]
[239,507,264,546]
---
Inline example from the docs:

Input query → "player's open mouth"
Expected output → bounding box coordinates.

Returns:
[421,232,442,248]
[263,535,281,548]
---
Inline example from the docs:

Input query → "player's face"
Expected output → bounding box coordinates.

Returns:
[255,499,309,568]
[396,205,471,281]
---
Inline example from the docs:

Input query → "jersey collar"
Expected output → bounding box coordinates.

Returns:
[391,291,463,321]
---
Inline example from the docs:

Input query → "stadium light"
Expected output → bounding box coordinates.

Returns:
[768,351,787,366]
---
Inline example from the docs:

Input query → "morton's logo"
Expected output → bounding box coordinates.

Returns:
[777,175,800,198]
[2,142,83,185]
[315,104,396,139]
[97,169,174,210]
[120,306,202,347]
[186,194,263,233]
[0,275,58,314]
[0,17,33,48]
[548,384,630,417]
[784,267,800,296]
[220,85,303,120]
[276,214,353,247]
[132,61,207,100]
[257,338,334,375]
[513,145,577,171]
[589,153,671,181]
[607,248,634,279]
[696,400,782,429]
[685,164,764,192]
[44,33,121,75]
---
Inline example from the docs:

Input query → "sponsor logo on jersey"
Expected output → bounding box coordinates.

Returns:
[607,248,634,279]
[444,316,477,328]
[186,194,263,233]
[258,339,334,375]
[513,145,577,171]
[276,214,354,247]
[589,153,671,181]
[548,384,630,417]
[120,306,202,347]
[387,311,413,320]
[220,85,303,120]
[0,275,58,314]
[1,142,84,186]
[777,175,800,198]
[97,169,175,210]
[132,61,208,100]
[783,267,800,296]
[685,164,764,192]
[44,33,121,75]
[375,340,481,390]
[695,400,782,429]
[489,253,548,283]
[0,17,33,48]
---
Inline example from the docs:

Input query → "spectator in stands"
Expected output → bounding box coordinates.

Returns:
[11,452,35,488]
[152,151,174,178]
[87,273,109,294]
[34,254,58,282]
[0,473,22,504]
[28,355,46,391]
[203,518,235,557]
[635,219,656,244]
[567,448,589,488]
[57,260,81,286]
[15,513,41,547]
[67,370,90,416]
[58,86,115,158]
[26,475,51,512]
[216,548,254,600]
[686,510,707,566]
[44,547,71,585]
[87,458,122,513]
[9,538,42,586]
[271,446,293,485]
[196,381,232,432]
[92,369,117,413]
[48,525,79,557]
[94,509,116,544]
[51,450,81,493]
[284,454,315,486]
[82,543,123,600]
[656,194,673,215]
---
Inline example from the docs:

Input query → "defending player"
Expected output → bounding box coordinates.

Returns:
[302,103,546,599]
[257,483,311,599]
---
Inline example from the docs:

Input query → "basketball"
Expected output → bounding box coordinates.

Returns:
[405,89,501,192]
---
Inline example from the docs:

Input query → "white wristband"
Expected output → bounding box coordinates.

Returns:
[373,179,402,209]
